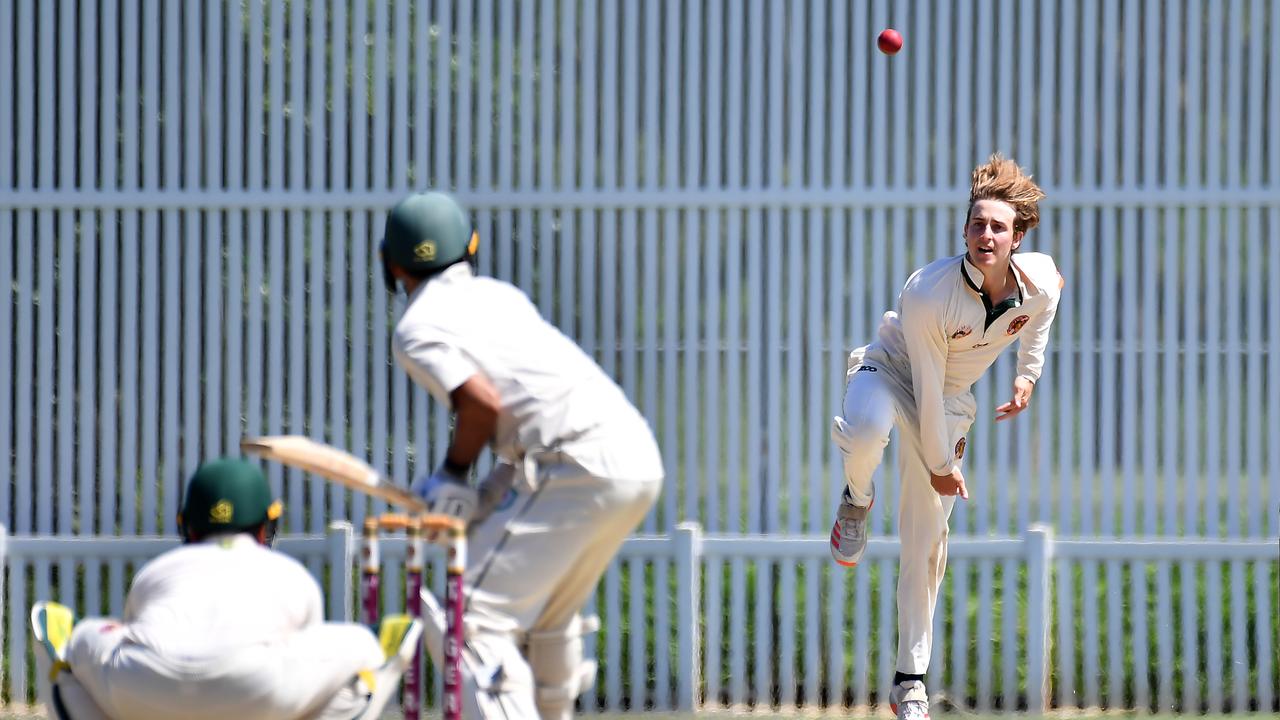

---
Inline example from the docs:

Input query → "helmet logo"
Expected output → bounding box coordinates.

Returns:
[210,500,234,524]
[414,240,437,261]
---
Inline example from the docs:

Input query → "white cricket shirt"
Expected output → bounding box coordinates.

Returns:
[393,264,664,481]
[123,534,323,661]
[857,252,1062,475]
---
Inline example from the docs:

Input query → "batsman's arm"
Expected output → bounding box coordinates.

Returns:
[393,337,475,407]
[443,374,501,473]
[394,328,499,473]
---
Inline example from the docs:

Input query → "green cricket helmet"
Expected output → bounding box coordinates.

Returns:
[177,458,282,543]
[379,191,479,292]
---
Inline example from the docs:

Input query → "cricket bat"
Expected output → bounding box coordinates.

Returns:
[240,435,430,513]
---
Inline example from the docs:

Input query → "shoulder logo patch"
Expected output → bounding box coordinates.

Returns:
[955,437,967,460]
[1006,315,1031,335]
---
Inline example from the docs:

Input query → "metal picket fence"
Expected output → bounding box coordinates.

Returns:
[3,523,1276,714]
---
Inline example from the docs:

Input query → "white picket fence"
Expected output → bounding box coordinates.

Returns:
[3,523,1275,714]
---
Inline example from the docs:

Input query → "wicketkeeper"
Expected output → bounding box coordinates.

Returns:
[31,458,420,720]
[380,191,665,719]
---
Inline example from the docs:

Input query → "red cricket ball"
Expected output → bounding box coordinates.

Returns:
[878,28,903,55]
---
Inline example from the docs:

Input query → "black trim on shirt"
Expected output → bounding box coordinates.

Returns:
[961,260,1023,331]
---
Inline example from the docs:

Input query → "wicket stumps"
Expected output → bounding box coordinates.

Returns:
[360,513,467,720]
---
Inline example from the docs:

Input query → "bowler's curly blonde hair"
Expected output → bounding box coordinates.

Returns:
[968,154,1046,234]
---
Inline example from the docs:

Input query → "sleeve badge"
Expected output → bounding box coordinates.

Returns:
[1006,315,1031,335]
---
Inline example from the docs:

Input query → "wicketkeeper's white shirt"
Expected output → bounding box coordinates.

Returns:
[856,252,1062,476]
[393,263,664,482]
[123,534,323,658]
[66,534,385,720]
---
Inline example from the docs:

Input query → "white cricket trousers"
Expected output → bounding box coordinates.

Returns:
[456,452,662,719]
[833,362,976,676]
[59,620,384,720]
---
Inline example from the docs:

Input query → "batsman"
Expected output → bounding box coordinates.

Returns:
[379,192,665,718]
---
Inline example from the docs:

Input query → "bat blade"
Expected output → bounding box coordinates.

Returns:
[240,435,429,513]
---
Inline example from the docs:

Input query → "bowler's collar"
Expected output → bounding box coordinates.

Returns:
[961,253,1036,297]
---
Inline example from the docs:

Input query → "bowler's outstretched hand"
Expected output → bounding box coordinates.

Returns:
[995,376,1035,422]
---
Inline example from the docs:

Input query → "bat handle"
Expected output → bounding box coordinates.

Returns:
[442,530,467,720]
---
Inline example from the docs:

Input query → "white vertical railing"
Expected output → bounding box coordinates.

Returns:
[0,3,10,592]
[6,523,1275,711]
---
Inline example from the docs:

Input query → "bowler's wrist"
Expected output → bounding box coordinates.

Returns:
[929,462,959,478]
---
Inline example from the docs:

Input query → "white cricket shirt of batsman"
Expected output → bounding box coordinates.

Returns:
[856,252,1062,476]
[393,263,664,482]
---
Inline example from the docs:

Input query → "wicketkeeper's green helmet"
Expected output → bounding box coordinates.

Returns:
[379,191,479,292]
[177,458,282,543]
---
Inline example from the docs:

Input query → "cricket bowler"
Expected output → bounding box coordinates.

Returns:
[379,191,665,718]
[828,155,1062,719]
[30,458,420,720]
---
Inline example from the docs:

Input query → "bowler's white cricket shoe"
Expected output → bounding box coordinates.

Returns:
[829,485,874,567]
[889,679,930,720]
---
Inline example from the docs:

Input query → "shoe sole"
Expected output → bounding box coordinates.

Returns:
[889,703,930,719]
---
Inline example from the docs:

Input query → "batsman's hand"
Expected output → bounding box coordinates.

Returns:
[930,468,968,500]
[995,376,1035,422]
[472,462,516,526]
[412,466,478,524]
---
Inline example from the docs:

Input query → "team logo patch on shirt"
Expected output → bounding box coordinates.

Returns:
[1006,315,1031,335]
[951,326,973,339]
[955,437,966,460]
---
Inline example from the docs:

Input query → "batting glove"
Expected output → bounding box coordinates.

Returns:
[413,466,478,524]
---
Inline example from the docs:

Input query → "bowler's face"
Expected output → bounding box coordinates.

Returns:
[964,199,1022,270]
